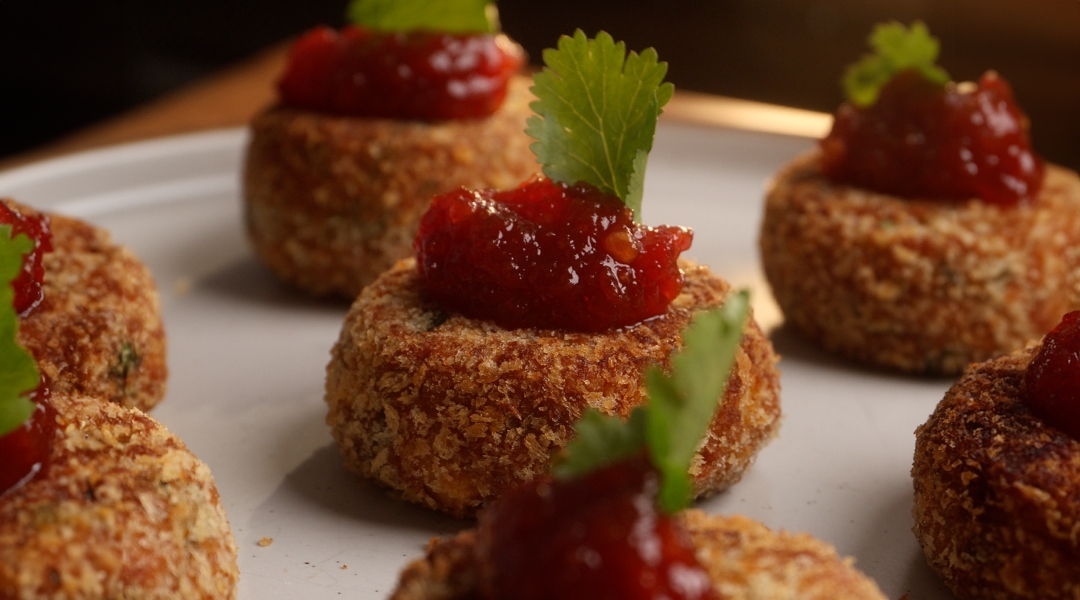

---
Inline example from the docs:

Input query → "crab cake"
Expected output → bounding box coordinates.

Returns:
[325,259,781,518]
[912,345,1080,599]
[243,74,539,299]
[389,509,885,600]
[0,392,238,599]
[759,151,1080,375]
[13,203,168,411]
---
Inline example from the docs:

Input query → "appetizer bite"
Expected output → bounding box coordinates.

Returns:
[244,0,538,297]
[0,227,238,599]
[389,303,884,600]
[4,199,166,411]
[326,32,781,517]
[759,22,1080,374]
[913,311,1080,599]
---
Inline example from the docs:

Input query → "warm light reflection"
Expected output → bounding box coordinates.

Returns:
[662,92,832,139]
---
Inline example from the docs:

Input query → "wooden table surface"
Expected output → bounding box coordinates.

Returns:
[0,45,831,173]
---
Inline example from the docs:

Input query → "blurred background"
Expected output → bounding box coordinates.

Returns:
[1,0,1076,169]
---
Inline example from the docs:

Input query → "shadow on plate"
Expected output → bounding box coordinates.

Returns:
[768,324,854,371]
[849,481,955,600]
[769,323,957,385]
[279,443,469,533]
[900,550,956,599]
[199,256,353,313]
[169,213,353,311]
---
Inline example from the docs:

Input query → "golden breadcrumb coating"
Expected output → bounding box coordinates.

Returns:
[10,201,168,411]
[325,259,781,518]
[0,393,238,599]
[391,530,481,600]
[912,345,1080,599]
[387,509,885,600]
[243,74,540,298]
[759,151,1080,374]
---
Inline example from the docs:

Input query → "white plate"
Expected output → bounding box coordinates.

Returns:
[0,123,956,599]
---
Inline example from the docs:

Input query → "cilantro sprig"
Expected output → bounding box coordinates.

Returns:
[347,0,499,34]
[527,30,674,222]
[0,225,40,437]
[553,290,750,513]
[844,21,950,108]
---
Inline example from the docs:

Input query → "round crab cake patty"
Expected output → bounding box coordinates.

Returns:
[243,74,539,299]
[759,152,1080,375]
[388,509,886,600]
[325,259,781,518]
[12,202,167,412]
[912,345,1080,600]
[0,393,238,600]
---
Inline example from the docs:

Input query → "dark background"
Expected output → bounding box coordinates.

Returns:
[1,1,1077,169]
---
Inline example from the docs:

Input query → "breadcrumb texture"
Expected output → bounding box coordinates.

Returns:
[387,509,885,600]
[0,393,238,599]
[325,259,781,518]
[912,345,1080,599]
[759,152,1080,374]
[390,530,482,600]
[243,74,539,298]
[11,201,168,411]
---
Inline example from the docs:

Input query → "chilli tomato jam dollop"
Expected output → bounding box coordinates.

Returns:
[0,383,54,496]
[414,178,693,332]
[278,25,524,120]
[476,456,719,600]
[0,201,54,495]
[0,202,51,316]
[820,70,1044,206]
[1024,311,1080,439]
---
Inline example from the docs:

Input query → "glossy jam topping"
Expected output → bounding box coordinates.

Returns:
[414,178,693,332]
[278,25,524,120]
[1025,311,1080,439]
[0,383,54,496]
[820,70,1044,206]
[0,202,51,316]
[477,457,719,600]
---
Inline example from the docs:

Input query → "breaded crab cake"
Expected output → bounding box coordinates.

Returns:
[759,151,1080,374]
[325,259,781,517]
[11,202,168,412]
[0,392,238,599]
[388,509,886,600]
[243,74,539,298]
[912,343,1080,599]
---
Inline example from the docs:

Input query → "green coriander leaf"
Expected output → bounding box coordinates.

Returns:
[0,396,34,439]
[843,21,950,108]
[552,291,750,515]
[347,0,498,34]
[553,408,646,480]
[624,149,649,219]
[526,30,673,222]
[0,225,40,437]
[646,290,750,513]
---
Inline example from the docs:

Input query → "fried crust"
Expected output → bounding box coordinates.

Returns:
[759,152,1080,374]
[11,202,168,411]
[0,393,238,599]
[325,259,781,517]
[387,510,886,600]
[912,345,1080,599]
[390,530,482,600]
[243,74,540,298]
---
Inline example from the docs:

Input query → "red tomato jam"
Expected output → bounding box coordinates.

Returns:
[0,202,51,316]
[414,178,693,332]
[277,25,524,120]
[820,70,1044,206]
[1025,311,1080,439]
[0,383,54,496]
[476,457,719,600]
